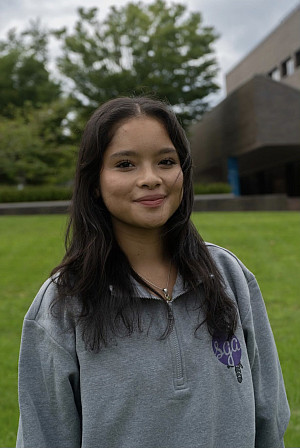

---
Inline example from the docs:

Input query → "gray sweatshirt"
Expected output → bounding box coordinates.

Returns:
[16,243,290,448]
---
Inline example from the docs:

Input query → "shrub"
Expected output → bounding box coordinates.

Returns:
[0,183,232,203]
[193,182,232,195]
[0,185,72,203]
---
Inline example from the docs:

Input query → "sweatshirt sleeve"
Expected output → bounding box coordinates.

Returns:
[16,283,81,448]
[242,277,290,448]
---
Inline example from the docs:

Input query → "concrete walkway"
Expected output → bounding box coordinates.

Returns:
[0,194,299,215]
[193,193,300,212]
[0,200,70,215]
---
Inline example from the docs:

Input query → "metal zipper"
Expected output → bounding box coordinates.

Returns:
[166,300,186,389]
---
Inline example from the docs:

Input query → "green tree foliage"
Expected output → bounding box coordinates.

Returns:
[0,22,76,187]
[54,0,219,127]
[0,0,220,187]
[0,103,76,185]
[0,21,60,115]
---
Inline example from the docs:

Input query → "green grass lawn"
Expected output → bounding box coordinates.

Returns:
[0,212,299,447]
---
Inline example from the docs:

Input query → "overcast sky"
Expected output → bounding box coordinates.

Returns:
[0,0,299,104]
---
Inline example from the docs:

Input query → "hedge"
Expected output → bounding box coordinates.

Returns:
[193,182,232,195]
[0,183,232,203]
[0,186,72,203]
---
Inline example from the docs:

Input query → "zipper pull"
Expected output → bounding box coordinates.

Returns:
[163,288,172,302]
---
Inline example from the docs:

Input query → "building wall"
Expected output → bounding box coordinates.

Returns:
[190,78,258,183]
[189,76,300,195]
[254,77,300,146]
[226,5,300,94]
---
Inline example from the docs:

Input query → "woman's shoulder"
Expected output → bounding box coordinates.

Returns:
[205,242,255,284]
[25,277,58,321]
[205,243,261,320]
[24,276,77,344]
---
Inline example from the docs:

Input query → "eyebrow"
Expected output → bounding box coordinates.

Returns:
[109,147,177,159]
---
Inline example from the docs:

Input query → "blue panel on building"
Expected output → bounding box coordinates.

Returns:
[228,157,241,196]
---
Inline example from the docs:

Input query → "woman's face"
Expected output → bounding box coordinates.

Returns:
[99,116,183,235]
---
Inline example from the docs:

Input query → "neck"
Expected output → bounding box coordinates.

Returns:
[113,224,167,268]
[112,222,176,299]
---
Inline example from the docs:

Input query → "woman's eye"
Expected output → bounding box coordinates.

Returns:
[159,158,176,166]
[116,160,134,168]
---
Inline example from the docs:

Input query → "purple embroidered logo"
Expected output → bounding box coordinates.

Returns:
[212,334,243,383]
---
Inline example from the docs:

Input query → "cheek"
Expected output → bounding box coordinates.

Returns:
[99,172,115,206]
[100,170,114,193]
[175,171,184,206]
[174,170,184,196]
[99,172,128,204]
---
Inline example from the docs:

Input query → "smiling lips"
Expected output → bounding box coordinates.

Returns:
[135,194,166,207]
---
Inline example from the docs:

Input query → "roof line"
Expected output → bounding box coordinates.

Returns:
[226,2,300,76]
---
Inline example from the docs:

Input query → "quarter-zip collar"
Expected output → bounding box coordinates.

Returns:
[129,272,202,302]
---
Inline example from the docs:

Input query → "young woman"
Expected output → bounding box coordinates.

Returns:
[17,97,290,448]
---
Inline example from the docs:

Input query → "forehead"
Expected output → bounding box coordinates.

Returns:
[103,117,177,163]
[109,116,171,143]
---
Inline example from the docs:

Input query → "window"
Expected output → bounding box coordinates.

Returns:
[286,58,294,75]
[268,67,280,81]
[295,49,300,68]
[281,57,294,77]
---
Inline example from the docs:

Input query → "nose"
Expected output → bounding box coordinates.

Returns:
[136,164,162,189]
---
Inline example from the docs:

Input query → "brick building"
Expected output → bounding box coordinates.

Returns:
[190,4,300,196]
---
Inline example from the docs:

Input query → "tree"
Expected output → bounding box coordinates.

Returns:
[0,21,60,115]
[54,0,219,127]
[0,102,76,185]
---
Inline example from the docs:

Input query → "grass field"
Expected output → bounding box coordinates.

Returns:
[0,212,299,447]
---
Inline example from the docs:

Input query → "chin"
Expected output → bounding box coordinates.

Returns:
[135,217,169,230]
[138,222,166,230]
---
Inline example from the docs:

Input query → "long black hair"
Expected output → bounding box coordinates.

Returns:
[51,96,237,351]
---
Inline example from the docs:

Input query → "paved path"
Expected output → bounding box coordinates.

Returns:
[0,200,70,215]
[0,194,299,215]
